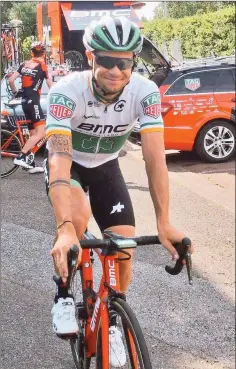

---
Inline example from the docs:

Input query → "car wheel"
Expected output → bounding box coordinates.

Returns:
[195,120,235,163]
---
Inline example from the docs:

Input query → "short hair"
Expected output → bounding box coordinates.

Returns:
[32,49,45,57]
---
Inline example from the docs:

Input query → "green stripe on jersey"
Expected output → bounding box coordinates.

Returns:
[46,123,71,130]
[140,122,163,128]
[72,130,131,154]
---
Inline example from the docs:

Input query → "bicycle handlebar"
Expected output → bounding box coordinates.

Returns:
[165,237,193,285]
[79,235,161,248]
[54,236,193,287]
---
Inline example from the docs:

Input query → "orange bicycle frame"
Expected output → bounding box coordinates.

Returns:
[1,118,28,158]
[1,118,47,157]
[80,247,121,368]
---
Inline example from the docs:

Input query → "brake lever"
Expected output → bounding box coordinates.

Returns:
[53,244,80,288]
[165,237,193,285]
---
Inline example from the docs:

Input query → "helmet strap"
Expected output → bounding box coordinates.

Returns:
[91,59,121,102]
[92,76,123,104]
[91,56,133,104]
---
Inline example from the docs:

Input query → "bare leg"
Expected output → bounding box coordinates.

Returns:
[22,124,45,154]
[104,225,136,294]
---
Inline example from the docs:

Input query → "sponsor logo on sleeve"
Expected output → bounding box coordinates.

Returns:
[49,93,76,120]
[141,92,161,118]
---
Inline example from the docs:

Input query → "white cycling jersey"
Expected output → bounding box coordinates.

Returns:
[46,70,163,168]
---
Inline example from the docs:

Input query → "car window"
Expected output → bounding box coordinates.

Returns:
[140,37,170,68]
[1,78,22,97]
[215,68,235,92]
[1,77,49,96]
[165,69,220,95]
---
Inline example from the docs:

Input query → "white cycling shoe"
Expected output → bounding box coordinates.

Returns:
[109,326,127,367]
[13,153,33,169]
[28,165,44,174]
[51,297,79,335]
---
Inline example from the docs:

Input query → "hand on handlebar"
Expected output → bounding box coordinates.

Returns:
[165,237,193,285]
[157,222,193,258]
[157,222,194,284]
[51,222,82,284]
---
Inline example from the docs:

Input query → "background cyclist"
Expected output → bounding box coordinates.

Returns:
[9,41,53,173]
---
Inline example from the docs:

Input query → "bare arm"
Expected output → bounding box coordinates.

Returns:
[142,131,187,258]
[8,71,20,94]
[48,134,73,225]
[46,78,54,89]
[141,131,169,224]
[138,81,191,258]
[48,133,82,282]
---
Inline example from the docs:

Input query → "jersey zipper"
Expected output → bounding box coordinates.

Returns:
[92,105,108,164]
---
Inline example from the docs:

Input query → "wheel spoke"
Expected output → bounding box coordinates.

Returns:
[206,143,216,154]
[206,130,217,140]
[217,145,225,158]
[206,143,215,152]
[222,137,234,144]
[218,126,224,138]
[220,145,228,157]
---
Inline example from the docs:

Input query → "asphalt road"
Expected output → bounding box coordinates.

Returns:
[1,148,235,369]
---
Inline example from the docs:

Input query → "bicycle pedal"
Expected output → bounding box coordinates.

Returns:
[77,304,88,320]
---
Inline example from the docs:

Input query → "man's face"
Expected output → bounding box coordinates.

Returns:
[87,50,134,94]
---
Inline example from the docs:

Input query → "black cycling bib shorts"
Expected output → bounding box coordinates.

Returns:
[44,152,135,231]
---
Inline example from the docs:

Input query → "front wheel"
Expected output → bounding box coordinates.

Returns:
[1,129,22,178]
[69,267,91,369]
[195,121,235,163]
[70,322,91,369]
[96,298,152,369]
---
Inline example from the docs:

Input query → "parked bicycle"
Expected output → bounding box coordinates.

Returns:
[54,230,193,368]
[1,24,22,73]
[1,99,47,178]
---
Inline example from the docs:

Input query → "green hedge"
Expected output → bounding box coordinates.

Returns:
[143,6,235,58]
[22,36,35,60]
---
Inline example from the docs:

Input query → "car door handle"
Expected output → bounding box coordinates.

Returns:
[231,98,236,102]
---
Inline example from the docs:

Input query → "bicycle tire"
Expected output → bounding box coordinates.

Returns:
[69,268,91,369]
[96,297,152,369]
[1,129,22,178]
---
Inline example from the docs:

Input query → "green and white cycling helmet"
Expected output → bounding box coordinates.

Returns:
[83,16,143,55]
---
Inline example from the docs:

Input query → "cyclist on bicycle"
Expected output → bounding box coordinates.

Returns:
[8,41,53,173]
[45,16,193,366]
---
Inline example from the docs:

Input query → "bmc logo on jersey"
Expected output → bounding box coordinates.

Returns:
[49,93,76,121]
[77,123,128,134]
[141,92,161,119]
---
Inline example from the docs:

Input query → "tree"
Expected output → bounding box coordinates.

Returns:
[8,2,37,41]
[153,1,233,19]
[22,36,36,60]
[1,2,13,24]
[143,6,235,59]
